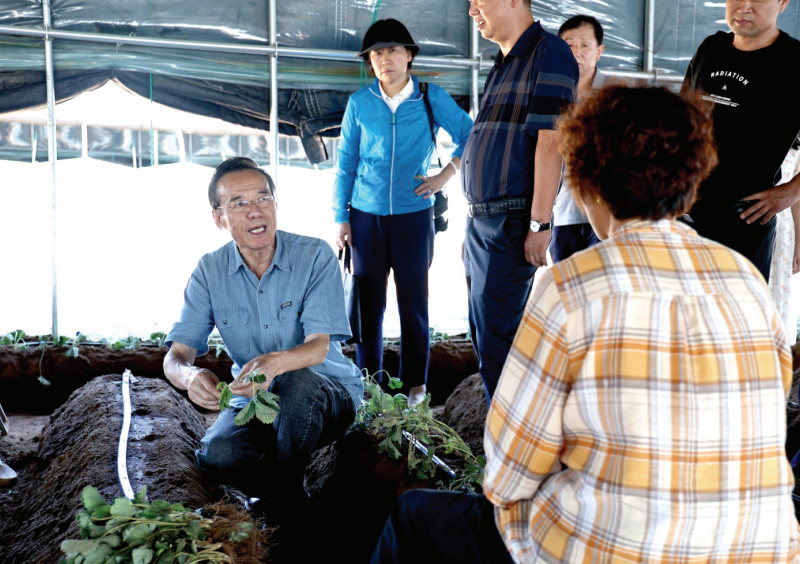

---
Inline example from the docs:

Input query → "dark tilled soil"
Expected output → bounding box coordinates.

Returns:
[0,375,213,564]
[441,373,487,457]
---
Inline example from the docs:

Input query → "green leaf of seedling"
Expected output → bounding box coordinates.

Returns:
[215,345,227,358]
[150,500,173,516]
[57,335,70,346]
[123,523,156,543]
[150,332,168,347]
[81,543,113,564]
[364,383,382,398]
[91,504,111,520]
[187,520,202,540]
[98,534,121,548]
[388,376,403,390]
[254,401,278,425]
[415,394,432,417]
[386,438,401,459]
[134,485,148,505]
[478,456,487,468]
[114,341,126,350]
[38,375,51,387]
[419,432,433,445]
[156,550,175,564]
[61,539,99,555]
[133,546,154,564]
[228,531,249,542]
[81,487,107,513]
[110,497,137,518]
[250,373,267,385]
[255,389,280,408]
[171,503,186,512]
[216,384,232,412]
[233,401,256,426]
[0,335,11,345]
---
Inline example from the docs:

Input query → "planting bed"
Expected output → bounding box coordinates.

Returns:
[0,340,479,563]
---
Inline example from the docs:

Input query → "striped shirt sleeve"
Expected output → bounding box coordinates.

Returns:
[525,48,577,133]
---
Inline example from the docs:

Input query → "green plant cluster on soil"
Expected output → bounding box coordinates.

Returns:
[60,486,265,564]
[355,372,486,491]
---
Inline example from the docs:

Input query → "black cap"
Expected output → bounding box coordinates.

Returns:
[358,19,419,58]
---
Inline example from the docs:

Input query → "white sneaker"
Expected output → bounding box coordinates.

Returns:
[407,385,427,407]
[0,457,17,488]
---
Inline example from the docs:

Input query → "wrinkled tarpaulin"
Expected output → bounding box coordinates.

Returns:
[0,0,798,163]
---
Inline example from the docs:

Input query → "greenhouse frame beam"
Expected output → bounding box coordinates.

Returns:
[0,24,682,82]
[269,0,279,183]
[43,0,59,340]
[644,0,656,72]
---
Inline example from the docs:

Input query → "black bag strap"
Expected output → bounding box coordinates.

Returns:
[420,82,442,169]
[337,245,353,274]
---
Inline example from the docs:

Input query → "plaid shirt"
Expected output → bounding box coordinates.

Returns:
[461,22,577,203]
[484,219,800,563]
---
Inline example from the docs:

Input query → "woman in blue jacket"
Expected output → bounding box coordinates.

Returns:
[333,19,473,405]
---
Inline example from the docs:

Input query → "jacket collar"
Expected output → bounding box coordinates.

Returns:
[368,74,423,102]
[228,231,291,276]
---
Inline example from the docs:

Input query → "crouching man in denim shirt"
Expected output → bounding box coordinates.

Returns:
[163,157,363,518]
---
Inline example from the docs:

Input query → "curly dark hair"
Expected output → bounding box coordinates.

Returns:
[208,157,275,209]
[558,85,718,220]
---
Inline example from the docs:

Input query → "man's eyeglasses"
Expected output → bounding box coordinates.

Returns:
[217,195,274,214]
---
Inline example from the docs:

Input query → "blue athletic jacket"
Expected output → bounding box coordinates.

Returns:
[333,76,473,224]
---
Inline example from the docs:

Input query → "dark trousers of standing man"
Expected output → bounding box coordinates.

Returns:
[549,222,600,263]
[687,206,777,281]
[350,206,435,387]
[464,210,536,402]
[370,490,515,564]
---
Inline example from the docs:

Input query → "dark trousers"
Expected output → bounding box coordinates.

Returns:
[370,490,515,564]
[196,368,355,501]
[350,206,435,387]
[549,222,600,263]
[464,211,536,402]
[686,210,777,281]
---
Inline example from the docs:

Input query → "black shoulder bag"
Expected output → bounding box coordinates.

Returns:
[420,82,449,234]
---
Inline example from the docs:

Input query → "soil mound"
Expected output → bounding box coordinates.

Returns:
[0,375,211,564]
[441,373,487,457]
[305,429,439,563]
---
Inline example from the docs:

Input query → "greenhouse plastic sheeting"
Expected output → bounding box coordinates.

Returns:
[653,0,800,74]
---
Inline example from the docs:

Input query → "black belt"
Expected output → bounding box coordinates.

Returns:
[467,197,530,218]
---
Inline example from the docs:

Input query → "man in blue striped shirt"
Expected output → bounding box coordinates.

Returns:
[462,0,578,402]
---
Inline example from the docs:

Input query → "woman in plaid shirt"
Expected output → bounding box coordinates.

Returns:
[371,85,800,564]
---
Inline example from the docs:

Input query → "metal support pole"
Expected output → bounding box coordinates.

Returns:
[43,0,58,340]
[470,18,480,119]
[269,0,278,183]
[643,0,655,72]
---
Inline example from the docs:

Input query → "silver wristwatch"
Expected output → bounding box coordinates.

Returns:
[529,220,552,233]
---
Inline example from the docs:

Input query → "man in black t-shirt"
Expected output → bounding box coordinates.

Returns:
[682,0,800,280]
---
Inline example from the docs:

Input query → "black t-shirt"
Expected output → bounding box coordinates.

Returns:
[682,30,800,214]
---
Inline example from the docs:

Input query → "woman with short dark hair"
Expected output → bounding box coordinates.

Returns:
[370,86,799,564]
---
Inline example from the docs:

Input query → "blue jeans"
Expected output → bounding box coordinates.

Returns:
[196,368,356,500]
[371,490,514,564]
[464,211,536,402]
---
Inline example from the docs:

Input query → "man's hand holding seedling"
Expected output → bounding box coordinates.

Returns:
[229,353,283,397]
